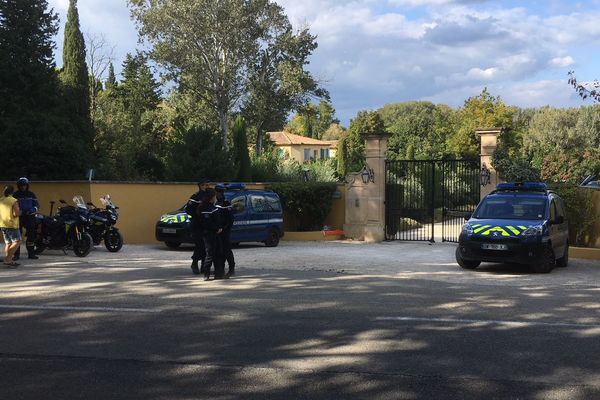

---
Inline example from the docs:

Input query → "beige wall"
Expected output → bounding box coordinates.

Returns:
[1,181,346,244]
[277,145,334,163]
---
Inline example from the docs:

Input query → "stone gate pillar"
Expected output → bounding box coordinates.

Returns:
[477,128,502,199]
[344,134,389,242]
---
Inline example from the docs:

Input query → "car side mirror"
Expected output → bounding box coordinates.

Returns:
[464,212,472,221]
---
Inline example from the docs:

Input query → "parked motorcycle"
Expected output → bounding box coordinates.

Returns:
[34,197,93,257]
[86,195,123,252]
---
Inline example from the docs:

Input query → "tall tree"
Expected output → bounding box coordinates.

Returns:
[232,116,252,181]
[286,100,337,139]
[106,62,117,89]
[0,0,89,178]
[337,111,386,177]
[61,0,90,123]
[128,0,322,152]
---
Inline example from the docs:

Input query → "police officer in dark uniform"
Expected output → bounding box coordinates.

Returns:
[186,179,211,275]
[198,188,225,281]
[215,184,236,277]
[13,177,40,260]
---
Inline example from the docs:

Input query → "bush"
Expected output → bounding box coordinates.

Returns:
[492,146,541,182]
[549,184,600,247]
[308,159,338,182]
[269,182,337,231]
[250,152,280,182]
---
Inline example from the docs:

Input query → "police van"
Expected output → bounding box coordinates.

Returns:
[457,182,569,273]
[155,184,284,248]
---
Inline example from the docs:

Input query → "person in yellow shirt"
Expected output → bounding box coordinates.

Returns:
[0,186,22,267]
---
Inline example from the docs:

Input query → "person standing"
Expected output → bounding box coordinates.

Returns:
[186,179,211,275]
[198,189,225,281]
[215,185,236,277]
[13,177,40,260]
[0,186,22,267]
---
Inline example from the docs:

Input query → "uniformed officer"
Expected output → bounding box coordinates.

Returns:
[13,177,40,260]
[186,179,211,275]
[198,189,225,281]
[215,184,236,277]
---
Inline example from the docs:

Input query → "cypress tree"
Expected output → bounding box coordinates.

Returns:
[336,135,347,179]
[0,0,88,179]
[61,0,91,134]
[106,62,117,89]
[232,116,252,181]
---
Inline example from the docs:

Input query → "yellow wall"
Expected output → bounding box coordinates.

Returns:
[2,182,346,244]
[279,145,334,163]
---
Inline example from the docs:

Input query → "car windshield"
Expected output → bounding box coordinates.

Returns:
[475,195,547,220]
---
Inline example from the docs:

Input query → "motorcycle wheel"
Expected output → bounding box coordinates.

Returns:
[104,230,124,253]
[73,233,93,257]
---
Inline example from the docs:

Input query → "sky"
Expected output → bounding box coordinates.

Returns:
[47,0,600,125]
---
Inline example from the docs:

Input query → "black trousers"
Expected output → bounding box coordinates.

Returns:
[191,229,206,264]
[15,214,36,258]
[203,232,225,278]
[221,229,235,271]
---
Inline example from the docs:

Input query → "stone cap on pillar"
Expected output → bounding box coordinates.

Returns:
[477,128,503,156]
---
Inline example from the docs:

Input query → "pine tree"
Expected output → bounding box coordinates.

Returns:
[61,0,91,135]
[106,62,117,89]
[232,116,252,181]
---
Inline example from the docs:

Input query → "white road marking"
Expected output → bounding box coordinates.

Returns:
[375,316,600,329]
[0,304,160,313]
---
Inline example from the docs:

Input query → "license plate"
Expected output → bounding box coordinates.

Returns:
[162,228,177,234]
[481,243,508,251]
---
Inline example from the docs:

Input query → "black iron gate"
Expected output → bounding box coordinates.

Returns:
[385,159,480,243]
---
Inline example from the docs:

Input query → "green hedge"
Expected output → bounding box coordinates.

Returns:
[549,184,599,247]
[269,182,338,231]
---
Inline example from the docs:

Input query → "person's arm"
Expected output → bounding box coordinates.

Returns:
[31,192,40,211]
[12,201,21,218]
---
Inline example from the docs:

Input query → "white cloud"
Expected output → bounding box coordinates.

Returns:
[550,56,576,67]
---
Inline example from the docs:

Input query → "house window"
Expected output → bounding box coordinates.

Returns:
[313,149,318,159]
[277,148,285,160]
[320,148,330,159]
[304,148,311,162]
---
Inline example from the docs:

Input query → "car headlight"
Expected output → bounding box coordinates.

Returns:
[522,225,543,236]
[462,223,474,235]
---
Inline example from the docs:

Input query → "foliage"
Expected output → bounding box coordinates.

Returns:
[61,0,92,153]
[549,184,600,247]
[129,0,324,153]
[322,123,345,140]
[0,0,92,179]
[93,54,169,180]
[232,116,252,181]
[307,159,338,182]
[250,152,280,182]
[165,125,233,182]
[447,89,515,157]
[269,182,337,230]
[492,145,541,182]
[337,110,385,178]
[568,71,600,103]
[379,101,454,160]
[285,100,338,139]
[242,27,327,154]
[541,149,600,184]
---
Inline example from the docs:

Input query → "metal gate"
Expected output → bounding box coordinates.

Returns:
[385,159,480,243]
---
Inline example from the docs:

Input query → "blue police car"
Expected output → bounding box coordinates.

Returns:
[457,182,569,273]
[155,184,284,248]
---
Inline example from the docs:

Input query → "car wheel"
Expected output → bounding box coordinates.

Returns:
[165,241,181,249]
[532,245,555,273]
[455,247,480,270]
[556,243,569,268]
[264,228,280,248]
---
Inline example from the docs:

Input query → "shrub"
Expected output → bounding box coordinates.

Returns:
[549,184,600,247]
[250,152,279,182]
[492,146,541,182]
[269,182,337,231]
[308,159,338,182]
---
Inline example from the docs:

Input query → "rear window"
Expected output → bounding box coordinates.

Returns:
[250,195,281,213]
[475,196,547,220]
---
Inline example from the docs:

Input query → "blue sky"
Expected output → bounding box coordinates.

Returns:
[48,0,600,125]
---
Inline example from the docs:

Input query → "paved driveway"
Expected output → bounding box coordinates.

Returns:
[1,241,599,399]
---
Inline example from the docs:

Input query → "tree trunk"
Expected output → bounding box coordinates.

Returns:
[219,109,229,151]
[256,130,263,156]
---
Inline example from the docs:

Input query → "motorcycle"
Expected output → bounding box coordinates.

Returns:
[34,196,93,257]
[85,194,123,252]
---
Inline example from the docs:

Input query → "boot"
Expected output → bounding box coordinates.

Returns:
[226,264,235,277]
[27,246,38,260]
[190,261,200,275]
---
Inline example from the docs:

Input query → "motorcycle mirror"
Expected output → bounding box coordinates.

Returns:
[59,199,67,204]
